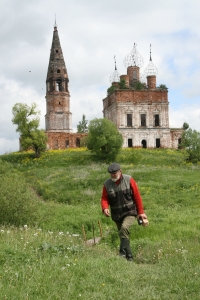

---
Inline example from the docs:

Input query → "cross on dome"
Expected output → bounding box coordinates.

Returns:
[109,56,120,83]
[144,44,158,77]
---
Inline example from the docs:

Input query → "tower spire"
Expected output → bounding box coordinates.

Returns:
[45,26,72,133]
[54,14,57,28]
[114,55,117,70]
[150,44,152,61]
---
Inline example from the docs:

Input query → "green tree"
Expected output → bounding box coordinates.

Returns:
[181,127,200,162]
[77,114,88,133]
[86,118,123,161]
[12,102,47,157]
[183,122,189,130]
[107,85,117,95]
[131,81,144,90]
[119,79,128,89]
[157,84,168,90]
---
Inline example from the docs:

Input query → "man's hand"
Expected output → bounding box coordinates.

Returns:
[103,208,110,217]
[137,213,147,220]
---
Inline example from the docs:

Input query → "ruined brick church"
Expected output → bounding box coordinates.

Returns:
[45,25,182,150]
[103,45,182,149]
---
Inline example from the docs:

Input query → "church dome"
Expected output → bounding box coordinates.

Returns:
[123,43,144,68]
[144,45,158,77]
[109,56,120,83]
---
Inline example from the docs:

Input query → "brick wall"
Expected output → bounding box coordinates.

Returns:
[46,132,87,150]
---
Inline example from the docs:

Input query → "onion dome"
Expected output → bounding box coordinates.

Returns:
[109,56,120,83]
[123,43,144,68]
[144,44,158,76]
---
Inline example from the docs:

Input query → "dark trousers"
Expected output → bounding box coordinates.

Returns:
[115,216,136,240]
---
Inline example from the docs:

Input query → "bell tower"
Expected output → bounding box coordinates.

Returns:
[45,23,72,132]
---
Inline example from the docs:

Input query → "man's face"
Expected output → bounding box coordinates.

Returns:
[110,170,121,182]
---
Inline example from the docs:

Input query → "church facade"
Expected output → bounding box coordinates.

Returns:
[103,45,182,149]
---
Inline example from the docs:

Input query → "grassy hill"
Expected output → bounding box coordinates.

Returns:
[0,148,200,299]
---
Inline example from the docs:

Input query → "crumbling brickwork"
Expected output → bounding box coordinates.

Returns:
[103,47,182,149]
[46,132,87,149]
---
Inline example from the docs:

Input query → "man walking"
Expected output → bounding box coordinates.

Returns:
[101,162,148,261]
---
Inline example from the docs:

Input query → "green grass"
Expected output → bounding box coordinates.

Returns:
[0,148,200,299]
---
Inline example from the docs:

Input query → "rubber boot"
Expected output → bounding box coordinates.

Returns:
[119,238,127,258]
[124,238,133,261]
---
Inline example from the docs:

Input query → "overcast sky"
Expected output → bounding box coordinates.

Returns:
[0,0,200,154]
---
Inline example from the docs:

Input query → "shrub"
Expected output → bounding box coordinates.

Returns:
[0,159,42,226]
[86,118,123,162]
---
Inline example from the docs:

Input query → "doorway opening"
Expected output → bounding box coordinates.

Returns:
[128,139,133,147]
[156,138,160,148]
[141,139,147,148]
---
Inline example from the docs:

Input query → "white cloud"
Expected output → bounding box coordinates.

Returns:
[169,104,200,130]
[1,0,200,155]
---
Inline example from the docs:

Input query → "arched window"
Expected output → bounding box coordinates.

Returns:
[133,70,137,79]
[57,69,60,73]
[56,80,62,91]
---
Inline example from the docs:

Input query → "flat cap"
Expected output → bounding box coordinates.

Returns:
[108,162,121,173]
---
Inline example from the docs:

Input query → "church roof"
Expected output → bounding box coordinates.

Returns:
[46,25,68,80]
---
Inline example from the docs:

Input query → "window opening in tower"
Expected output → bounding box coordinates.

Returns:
[56,80,62,91]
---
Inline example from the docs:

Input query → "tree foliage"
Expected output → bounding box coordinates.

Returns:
[12,102,47,157]
[181,127,200,162]
[107,79,128,95]
[183,122,189,130]
[86,118,123,161]
[77,114,88,133]
[107,85,117,95]
[130,81,144,90]
[119,79,128,89]
[157,84,168,90]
